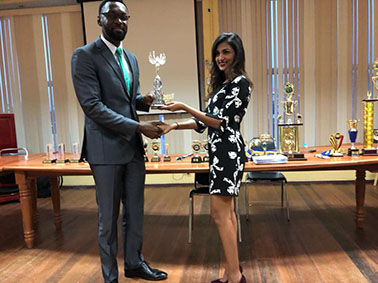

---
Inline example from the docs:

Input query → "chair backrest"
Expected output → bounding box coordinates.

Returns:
[195,173,210,187]
[0,113,17,153]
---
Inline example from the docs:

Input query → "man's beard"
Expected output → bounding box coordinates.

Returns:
[108,28,126,41]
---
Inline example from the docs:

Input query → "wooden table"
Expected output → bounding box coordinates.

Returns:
[3,145,378,248]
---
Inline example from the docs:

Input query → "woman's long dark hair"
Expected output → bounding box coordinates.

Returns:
[208,32,252,97]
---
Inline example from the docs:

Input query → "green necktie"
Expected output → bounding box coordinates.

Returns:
[115,47,130,93]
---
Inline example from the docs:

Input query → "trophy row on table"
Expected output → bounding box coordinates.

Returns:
[43,142,81,164]
[144,140,209,163]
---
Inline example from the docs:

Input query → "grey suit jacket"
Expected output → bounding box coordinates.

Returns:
[71,37,149,165]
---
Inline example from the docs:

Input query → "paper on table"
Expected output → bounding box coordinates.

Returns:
[252,154,288,164]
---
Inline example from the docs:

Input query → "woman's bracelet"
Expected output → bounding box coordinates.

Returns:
[175,122,179,129]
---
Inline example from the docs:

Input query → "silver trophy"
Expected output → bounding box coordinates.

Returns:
[149,51,167,108]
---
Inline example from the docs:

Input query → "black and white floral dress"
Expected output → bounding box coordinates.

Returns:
[194,75,252,196]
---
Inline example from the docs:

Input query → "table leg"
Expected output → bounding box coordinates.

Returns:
[15,172,35,248]
[29,178,39,229]
[355,170,366,229]
[49,176,62,230]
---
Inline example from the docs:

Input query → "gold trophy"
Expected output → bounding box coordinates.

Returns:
[329,133,344,156]
[191,140,202,163]
[202,140,209,162]
[143,139,149,162]
[362,57,378,155]
[347,120,359,157]
[278,82,306,160]
[150,140,161,162]
[163,143,171,162]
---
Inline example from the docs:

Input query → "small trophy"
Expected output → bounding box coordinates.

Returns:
[191,140,202,163]
[57,143,69,163]
[347,120,359,157]
[70,142,80,163]
[202,140,209,162]
[278,82,306,160]
[143,139,149,162]
[43,143,56,164]
[150,140,161,162]
[329,133,344,156]
[163,143,171,162]
[259,134,272,155]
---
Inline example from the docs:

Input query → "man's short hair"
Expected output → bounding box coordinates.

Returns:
[98,0,126,15]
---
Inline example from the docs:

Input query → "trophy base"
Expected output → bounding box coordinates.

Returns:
[69,159,80,163]
[151,103,165,109]
[163,155,171,162]
[42,159,56,164]
[283,152,307,161]
[331,152,344,157]
[151,155,161,162]
[56,159,70,164]
[348,148,360,157]
[361,148,378,155]
[203,155,209,162]
[191,155,202,163]
[144,155,149,162]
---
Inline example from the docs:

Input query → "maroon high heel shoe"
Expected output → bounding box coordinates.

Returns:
[211,266,243,283]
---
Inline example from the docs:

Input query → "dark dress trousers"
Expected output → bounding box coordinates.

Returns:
[71,37,149,283]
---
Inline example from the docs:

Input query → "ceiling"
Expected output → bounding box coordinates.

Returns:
[0,0,78,10]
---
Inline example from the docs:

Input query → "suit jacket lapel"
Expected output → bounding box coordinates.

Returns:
[95,38,130,99]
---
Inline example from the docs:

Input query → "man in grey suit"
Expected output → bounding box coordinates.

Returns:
[71,1,167,282]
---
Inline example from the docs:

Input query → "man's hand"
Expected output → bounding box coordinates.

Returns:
[141,92,155,106]
[137,121,163,139]
[158,123,176,134]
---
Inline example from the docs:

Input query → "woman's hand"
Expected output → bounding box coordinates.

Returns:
[160,101,186,112]
[158,123,177,134]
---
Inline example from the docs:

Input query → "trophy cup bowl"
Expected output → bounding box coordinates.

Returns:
[191,140,202,163]
[150,140,161,162]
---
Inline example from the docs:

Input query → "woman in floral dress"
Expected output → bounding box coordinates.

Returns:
[160,32,252,283]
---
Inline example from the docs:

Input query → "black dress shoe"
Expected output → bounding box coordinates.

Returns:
[125,261,167,281]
